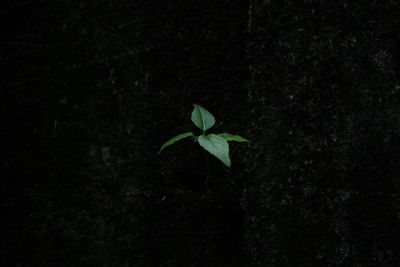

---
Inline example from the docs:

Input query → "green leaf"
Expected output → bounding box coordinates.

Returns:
[159,131,195,153]
[191,104,215,132]
[217,133,251,143]
[198,134,231,167]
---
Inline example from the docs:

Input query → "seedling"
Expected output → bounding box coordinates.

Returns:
[159,104,250,167]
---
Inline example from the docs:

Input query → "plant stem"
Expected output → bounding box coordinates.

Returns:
[203,149,211,195]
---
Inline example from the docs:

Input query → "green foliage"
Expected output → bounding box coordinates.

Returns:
[198,134,231,167]
[158,131,195,153]
[191,104,216,132]
[160,105,250,167]
[217,133,251,143]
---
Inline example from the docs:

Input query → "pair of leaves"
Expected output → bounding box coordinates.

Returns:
[159,105,250,167]
[158,105,214,153]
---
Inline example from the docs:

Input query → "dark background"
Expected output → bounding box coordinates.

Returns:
[1,0,400,266]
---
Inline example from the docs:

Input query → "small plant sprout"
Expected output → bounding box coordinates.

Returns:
[159,104,251,168]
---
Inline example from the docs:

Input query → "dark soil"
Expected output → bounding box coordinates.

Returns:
[1,0,400,266]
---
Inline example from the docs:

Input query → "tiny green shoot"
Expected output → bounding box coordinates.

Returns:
[159,104,251,168]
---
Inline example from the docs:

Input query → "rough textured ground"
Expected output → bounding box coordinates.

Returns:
[1,0,400,266]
